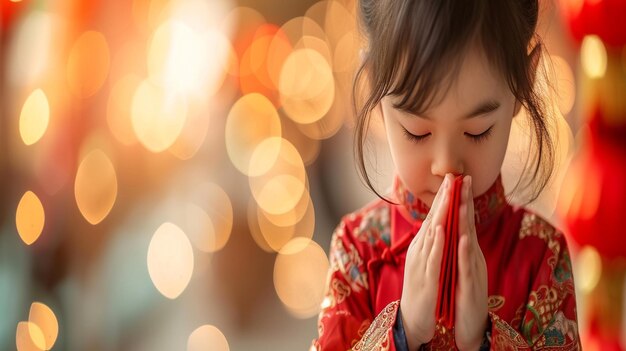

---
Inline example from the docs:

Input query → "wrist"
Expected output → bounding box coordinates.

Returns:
[398,302,427,350]
[399,309,423,350]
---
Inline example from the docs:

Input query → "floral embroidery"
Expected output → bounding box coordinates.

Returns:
[354,205,391,247]
[352,301,397,351]
[541,311,579,347]
[329,234,369,292]
[313,177,580,350]
[523,285,560,341]
[553,249,574,286]
[517,284,579,348]
[519,212,561,267]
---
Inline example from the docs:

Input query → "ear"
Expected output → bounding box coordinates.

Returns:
[513,45,541,118]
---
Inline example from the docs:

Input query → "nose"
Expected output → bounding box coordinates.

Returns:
[430,143,464,178]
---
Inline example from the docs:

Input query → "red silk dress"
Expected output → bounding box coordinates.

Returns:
[311,176,580,350]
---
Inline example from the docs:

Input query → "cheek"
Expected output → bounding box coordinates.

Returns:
[469,125,511,197]
[391,142,429,180]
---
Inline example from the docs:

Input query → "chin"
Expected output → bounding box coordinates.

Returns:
[418,191,436,208]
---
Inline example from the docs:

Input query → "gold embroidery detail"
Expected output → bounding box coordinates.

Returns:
[488,295,506,312]
[519,212,563,268]
[352,301,398,351]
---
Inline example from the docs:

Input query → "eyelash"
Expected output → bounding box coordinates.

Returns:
[401,126,494,144]
[466,126,494,143]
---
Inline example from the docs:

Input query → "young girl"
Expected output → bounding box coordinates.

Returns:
[312,0,580,350]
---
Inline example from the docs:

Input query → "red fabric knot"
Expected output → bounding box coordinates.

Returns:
[367,243,399,273]
[380,247,398,265]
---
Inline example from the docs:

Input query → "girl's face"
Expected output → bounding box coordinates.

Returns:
[381,45,519,207]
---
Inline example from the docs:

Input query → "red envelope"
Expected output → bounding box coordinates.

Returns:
[436,175,463,329]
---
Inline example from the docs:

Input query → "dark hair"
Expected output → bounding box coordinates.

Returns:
[353,0,555,203]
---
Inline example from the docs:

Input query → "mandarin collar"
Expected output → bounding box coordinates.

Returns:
[392,175,507,233]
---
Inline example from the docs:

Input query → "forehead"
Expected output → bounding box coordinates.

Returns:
[388,41,511,116]
[440,45,508,109]
[420,45,510,119]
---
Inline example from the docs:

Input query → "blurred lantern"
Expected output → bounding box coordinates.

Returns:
[562,109,626,259]
[559,0,626,47]
[558,1,626,349]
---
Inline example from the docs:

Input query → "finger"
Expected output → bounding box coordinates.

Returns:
[423,174,451,228]
[408,225,425,252]
[430,175,453,228]
[459,200,470,237]
[462,176,479,250]
[421,222,436,256]
[458,234,472,283]
[409,175,449,250]
[427,225,445,279]
[465,176,476,237]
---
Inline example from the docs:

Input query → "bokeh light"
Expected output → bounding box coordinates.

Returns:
[559,156,602,221]
[575,246,602,294]
[281,119,321,166]
[15,191,45,246]
[148,20,211,95]
[248,137,308,220]
[187,325,229,351]
[107,74,141,145]
[332,30,359,73]
[184,183,233,253]
[67,30,111,98]
[262,183,312,228]
[131,79,188,153]
[253,174,306,216]
[7,11,54,87]
[147,222,194,299]
[225,93,282,175]
[74,149,118,225]
[168,100,212,160]
[225,6,266,65]
[279,48,335,125]
[258,191,315,252]
[19,89,50,146]
[273,238,329,318]
[108,38,146,86]
[28,302,58,350]
[131,0,170,34]
[239,24,280,99]
[581,35,608,79]
[15,321,44,351]
[267,27,293,91]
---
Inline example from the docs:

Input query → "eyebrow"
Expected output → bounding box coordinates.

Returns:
[411,100,501,120]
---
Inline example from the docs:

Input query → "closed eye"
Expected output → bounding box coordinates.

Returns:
[402,127,430,143]
[465,125,494,143]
